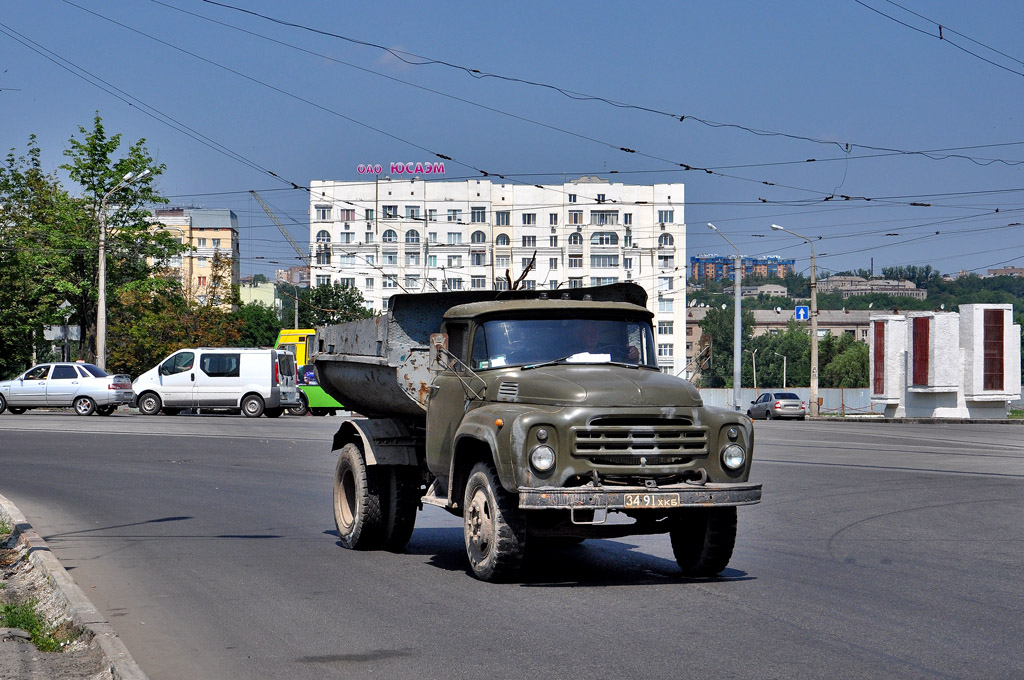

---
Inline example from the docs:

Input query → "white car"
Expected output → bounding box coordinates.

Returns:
[132,347,299,418]
[0,362,134,416]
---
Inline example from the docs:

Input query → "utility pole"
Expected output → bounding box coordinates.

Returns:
[96,169,150,370]
[771,224,818,417]
[707,224,742,410]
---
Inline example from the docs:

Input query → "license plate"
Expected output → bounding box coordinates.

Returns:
[624,493,680,508]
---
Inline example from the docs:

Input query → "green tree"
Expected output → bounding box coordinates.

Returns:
[696,305,754,387]
[231,302,283,348]
[279,282,375,328]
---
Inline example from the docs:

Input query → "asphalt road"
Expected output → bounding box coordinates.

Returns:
[1,412,1022,679]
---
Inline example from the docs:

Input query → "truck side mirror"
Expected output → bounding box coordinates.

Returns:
[429,333,449,371]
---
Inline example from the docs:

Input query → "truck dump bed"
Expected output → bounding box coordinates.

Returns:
[312,283,647,418]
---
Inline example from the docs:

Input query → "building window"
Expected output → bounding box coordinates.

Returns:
[549,213,558,226]
[658,321,674,335]
[383,251,398,265]
[406,253,420,266]
[338,255,356,266]
[568,194,577,203]
[365,278,374,289]
[471,251,486,266]
[568,255,583,269]
[447,232,463,245]
[405,206,420,220]
[494,279,509,291]
[658,277,673,292]
[569,211,583,225]
[382,229,398,243]
[471,276,487,289]
[314,275,329,287]
[426,209,437,222]
[590,255,619,268]
[659,233,675,247]
[447,278,463,290]
[365,208,375,221]
[912,316,929,386]
[197,276,207,287]
[549,257,558,270]
[658,343,674,357]
[686,342,693,351]
[365,232,374,244]
[382,297,391,311]
[405,229,420,243]
[471,207,487,223]
[338,232,354,244]
[658,255,675,269]
[340,209,355,222]
[212,238,222,249]
[383,205,398,219]
[590,232,618,246]
[405,275,420,289]
[383,276,397,288]
[447,209,462,223]
[428,232,438,243]
[471,230,487,243]
[623,257,633,270]
[365,255,374,265]
[496,211,510,226]
[658,210,674,223]
[659,298,674,313]
[522,235,537,247]
[568,277,583,288]
[549,235,558,247]
[521,280,536,290]
[590,210,618,226]
[496,255,510,268]
[597,193,605,203]
[338,278,355,288]
[315,206,331,221]
[428,255,437,267]
[624,213,632,226]
[197,238,207,248]
[984,309,1004,391]
[316,251,331,265]
[448,255,462,267]
[549,280,558,289]
[522,213,536,226]
[590,277,619,286]
[496,233,510,246]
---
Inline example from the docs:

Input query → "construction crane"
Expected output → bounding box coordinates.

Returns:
[250,190,310,329]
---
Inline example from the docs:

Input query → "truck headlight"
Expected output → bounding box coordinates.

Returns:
[530,445,556,472]
[721,444,746,471]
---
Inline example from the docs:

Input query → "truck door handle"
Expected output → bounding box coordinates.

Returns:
[191,373,195,382]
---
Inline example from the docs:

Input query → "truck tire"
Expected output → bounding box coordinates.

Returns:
[333,443,385,549]
[670,507,737,577]
[383,467,420,552]
[138,392,162,416]
[97,405,116,416]
[241,394,265,418]
[264,407,284,418]
[463,462,526,582]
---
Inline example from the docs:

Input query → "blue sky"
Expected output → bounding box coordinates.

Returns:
[2,0,1022,280]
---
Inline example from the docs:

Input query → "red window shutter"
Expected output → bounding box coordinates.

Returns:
[912,317,930,386]
[983,310,1004,391]
[873,321,885,394]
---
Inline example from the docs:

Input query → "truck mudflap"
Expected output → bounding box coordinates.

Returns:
[518,482,762,510]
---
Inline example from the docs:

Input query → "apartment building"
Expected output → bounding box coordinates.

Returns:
[818,275,927,300]
[309,176,687,373]
[151,208,240,309]
[689,254,795,281]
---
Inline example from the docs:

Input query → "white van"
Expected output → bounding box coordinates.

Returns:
[133,348,300,418]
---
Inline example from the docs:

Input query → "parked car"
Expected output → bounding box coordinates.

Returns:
[748,391,806,420]
[132,347,299,418]
[0,362,133,416]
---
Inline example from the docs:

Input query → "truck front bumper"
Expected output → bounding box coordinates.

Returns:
[518,482,762,510]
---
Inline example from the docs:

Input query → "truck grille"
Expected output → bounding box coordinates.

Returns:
[572,417,708,465]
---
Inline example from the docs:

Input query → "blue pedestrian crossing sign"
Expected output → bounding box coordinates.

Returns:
[795,306,810,320]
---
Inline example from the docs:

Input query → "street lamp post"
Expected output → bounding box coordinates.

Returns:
[97,169,150,370]
[774,352,787,389]
[707,223,742,410]
[744,348,759,393]
[771,224,818,416]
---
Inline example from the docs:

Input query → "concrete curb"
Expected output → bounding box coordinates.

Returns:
[0,493,149,680]
[810,416,1024,424]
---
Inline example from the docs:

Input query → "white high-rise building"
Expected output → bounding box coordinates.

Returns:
[309,176,687,374]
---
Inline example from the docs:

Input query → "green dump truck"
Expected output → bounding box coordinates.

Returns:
[314,283,761,581]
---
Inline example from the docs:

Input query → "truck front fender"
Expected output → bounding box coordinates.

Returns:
[332,418,420,466]
[451,405,531,496]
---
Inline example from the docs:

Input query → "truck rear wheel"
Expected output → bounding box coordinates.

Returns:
[670,507,737,577]
[333,443,385,549]
[463,462,526,582]
[383,467,420,552]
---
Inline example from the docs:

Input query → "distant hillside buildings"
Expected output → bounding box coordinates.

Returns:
[690,254,795,281]
[818,275,926,300]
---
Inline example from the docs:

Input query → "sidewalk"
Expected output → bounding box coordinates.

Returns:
[0,493,148,680]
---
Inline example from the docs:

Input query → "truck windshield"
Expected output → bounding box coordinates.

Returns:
[470,318,657,370]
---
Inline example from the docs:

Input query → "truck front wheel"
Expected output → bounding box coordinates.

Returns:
[333,443,385,549]
[670,507,737,577]
[463,462,526,582]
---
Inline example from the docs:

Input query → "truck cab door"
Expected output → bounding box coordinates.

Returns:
[425,323,473,478]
